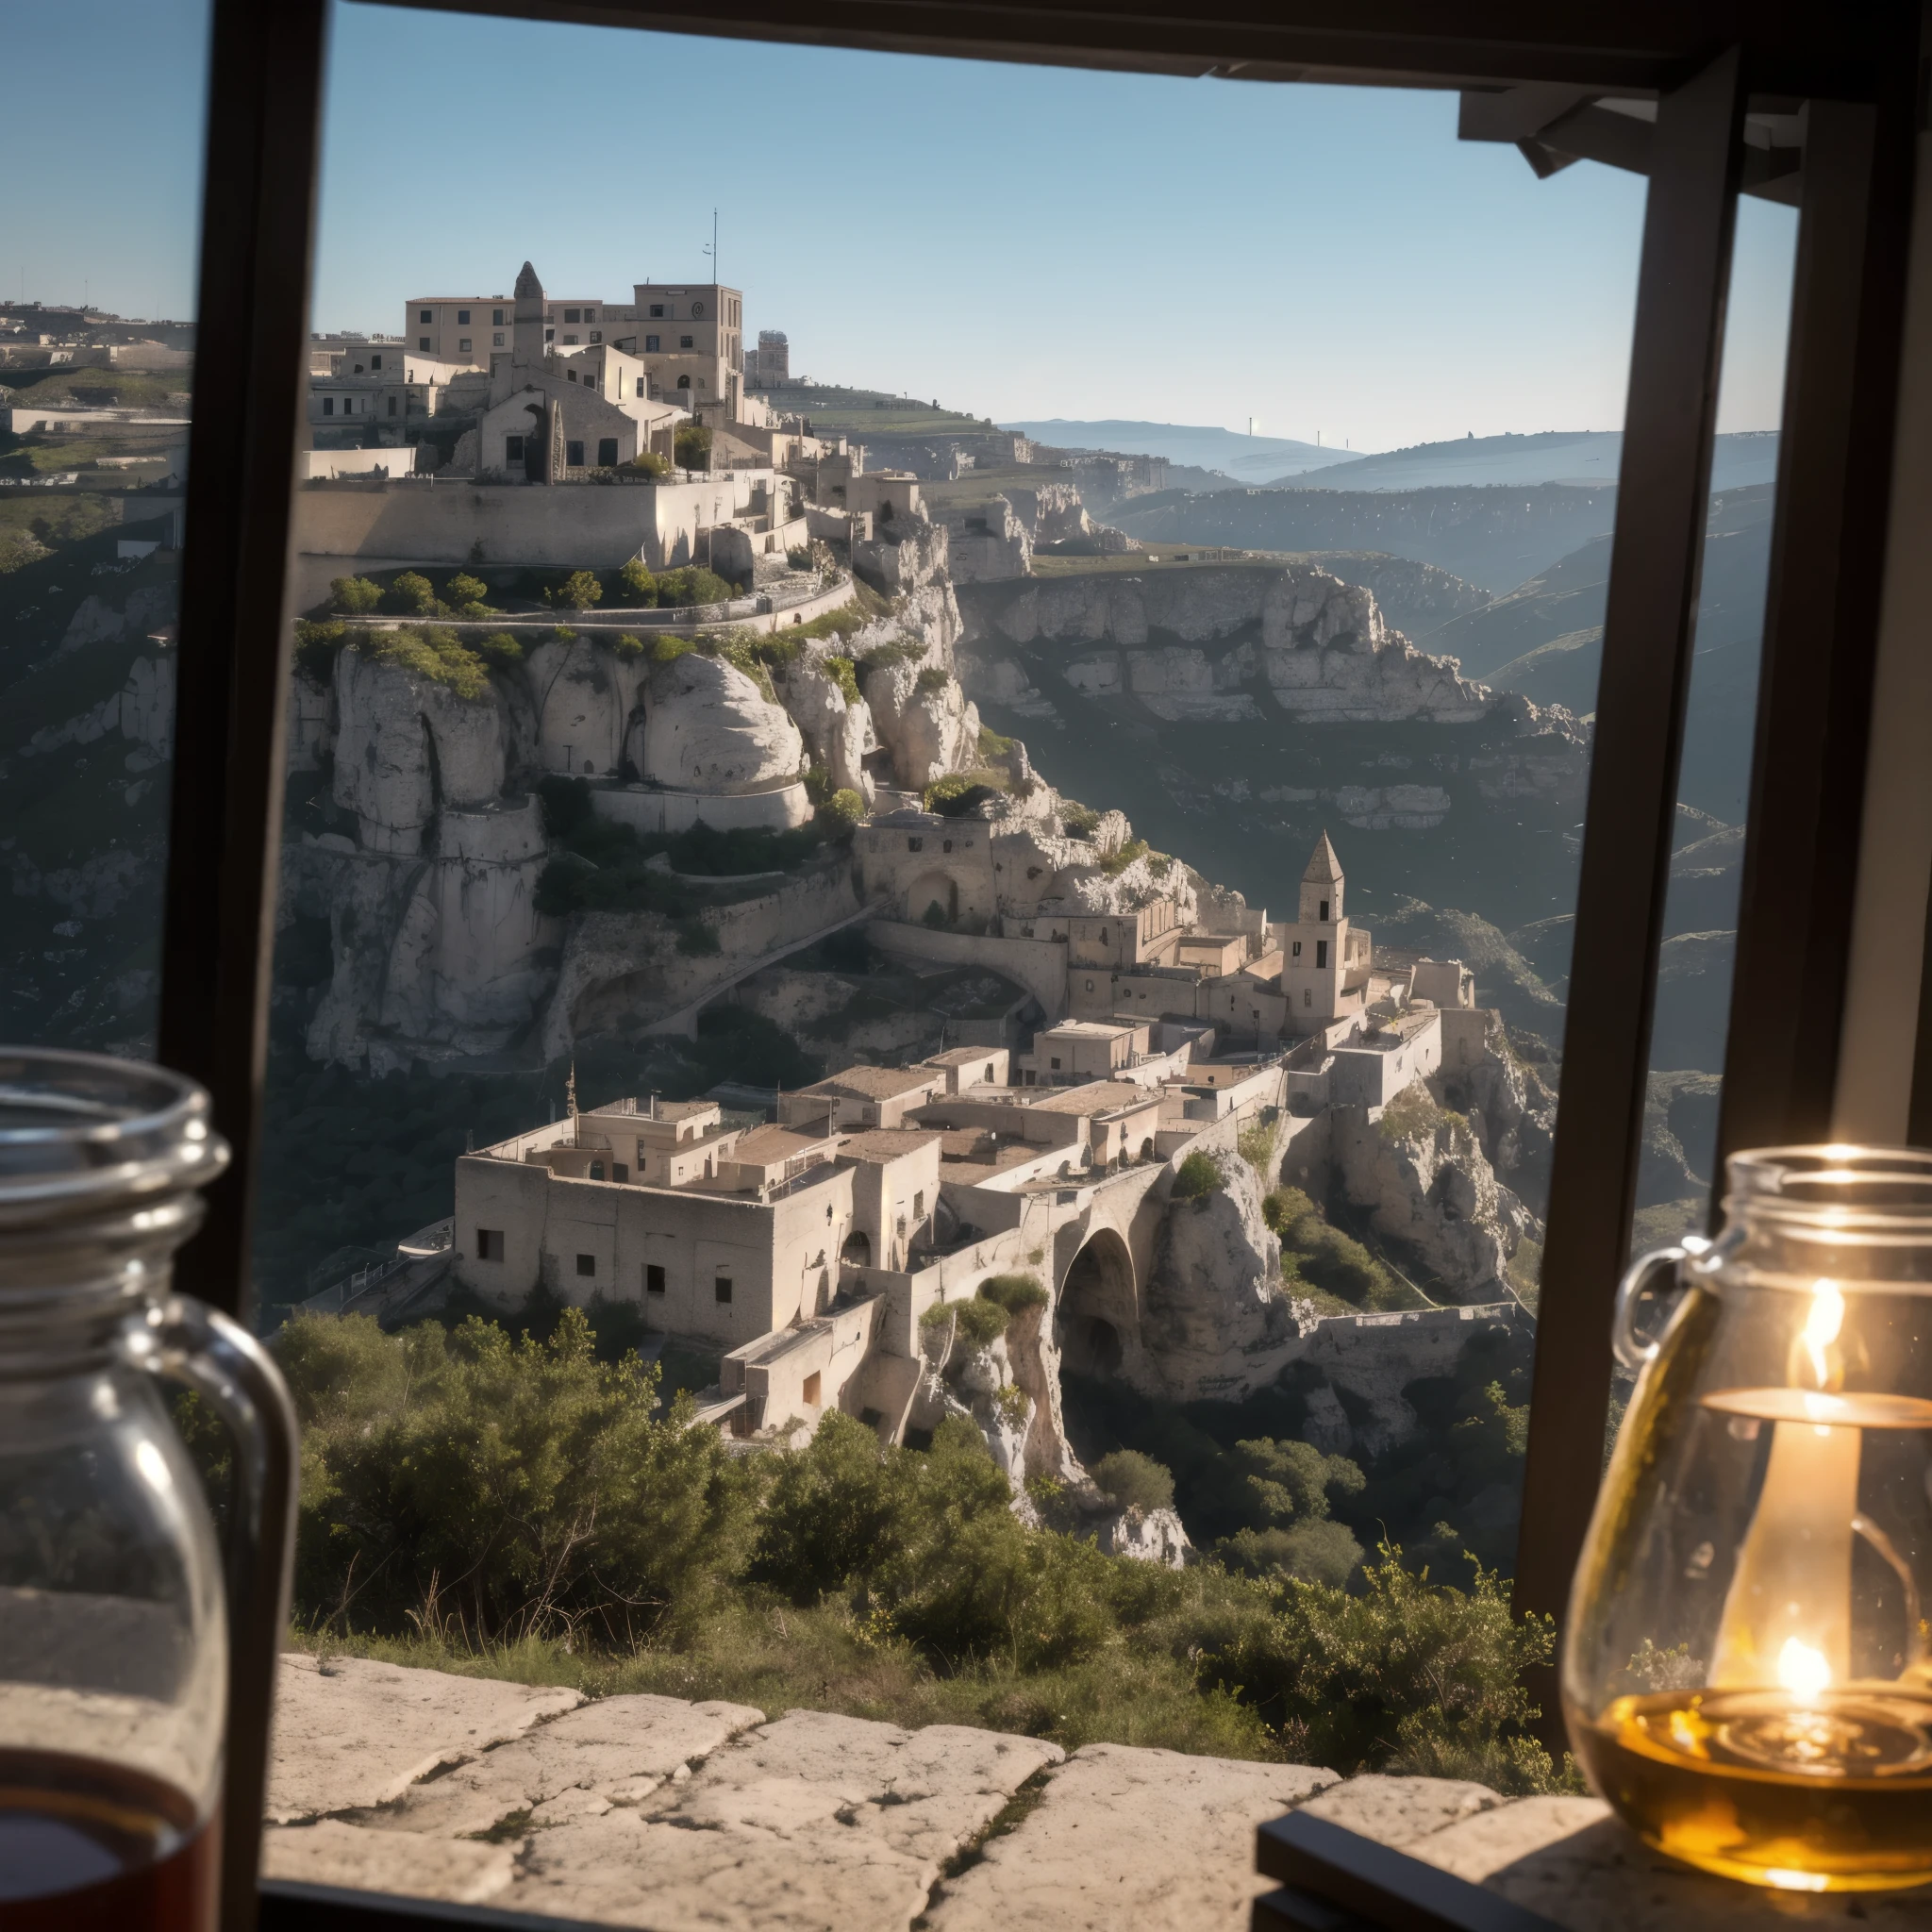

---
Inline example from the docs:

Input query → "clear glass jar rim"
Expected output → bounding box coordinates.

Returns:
[1725,1143,1932,1233]
[0,1046,226,1219]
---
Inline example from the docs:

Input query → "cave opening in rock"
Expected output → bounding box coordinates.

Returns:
[1056,1229,1135,1383]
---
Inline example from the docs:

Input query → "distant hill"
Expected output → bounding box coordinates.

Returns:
[1264,429,1780,495]
[1112,481,1618,592]
[1000,419,1367,484]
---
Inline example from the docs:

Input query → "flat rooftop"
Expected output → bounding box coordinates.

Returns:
[1027,1081,1162,1118]
[839,1129,943,1162]
[799,1065,944,1101]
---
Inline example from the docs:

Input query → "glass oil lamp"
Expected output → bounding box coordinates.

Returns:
[1566,1147,1932,1892]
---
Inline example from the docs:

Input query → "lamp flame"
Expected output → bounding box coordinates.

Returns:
[1801,1279,1843,1390]
[1777,1637,1832,1704]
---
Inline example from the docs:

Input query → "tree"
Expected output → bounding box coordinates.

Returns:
[549,570,603,610]
[816,788,864,838]
[444,572,491,613]
[618,558,658,605]
[329,575,382,614]
[381,571,437,616]
[1172,1152,1224,1204]
[675,422,713,472]
[1091,1450,1175,1513]
[621,450,671,479]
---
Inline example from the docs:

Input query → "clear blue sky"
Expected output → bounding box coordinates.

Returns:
[5,0,1794,449]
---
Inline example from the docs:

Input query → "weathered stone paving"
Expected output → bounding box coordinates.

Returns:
[261,1655,1932,1927]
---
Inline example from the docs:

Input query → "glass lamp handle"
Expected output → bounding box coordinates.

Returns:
[133,1295,302,1932]
[1612,1237,1709,1371]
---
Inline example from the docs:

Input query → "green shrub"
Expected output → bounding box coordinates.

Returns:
[548,569,603,611]
[675,423,713,471]
[353,625,489,699]
[1237,1121,1275,1178]
[381,571,438,616]
[475,631,525,667]
[921,1296,1008,1348]
[650,634,696,665]
[1098,838,1148,878]
[1266,1189,1408,1309]
[914,665,949,693]
[1203,1542,1562,1794]
[824,655,860,705]
[1380,1078,1458,1142]
[978,1273,1047,1315]
[621,451,671,479]
[618,558,658,603]
[1172,1152,1224,1204]
[444,572,490,612]
[329,575,382,614]
[817,789,864,838]
[293,617,346,684]
[977,724,1014,761]
[656,565,734,609]
[1091,1450,1174,1513]
[1060,801,1099,840]
[1218,1521,1364,1588]
[275,1309,756,1643]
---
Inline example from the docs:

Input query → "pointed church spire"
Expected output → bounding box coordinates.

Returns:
[514,259,543,300]
[1303,830,1343,884]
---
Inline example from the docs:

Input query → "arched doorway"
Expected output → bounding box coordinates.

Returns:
[1056,1227,1136,1380]
[841,1228,872,1269]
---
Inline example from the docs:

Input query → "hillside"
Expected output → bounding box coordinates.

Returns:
[1258,428,1779,495]
[1000,419,1366,483]
[1110,482,1619,592]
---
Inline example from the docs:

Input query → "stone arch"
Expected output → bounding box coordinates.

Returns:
[905,868,961,925]
[1056,1226,1137,1379]
[841,1228,872,1268]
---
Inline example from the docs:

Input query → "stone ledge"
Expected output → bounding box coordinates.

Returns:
[264,1655,1932,1930]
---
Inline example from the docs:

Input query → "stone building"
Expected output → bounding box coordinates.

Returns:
[1281,832,1372,1023]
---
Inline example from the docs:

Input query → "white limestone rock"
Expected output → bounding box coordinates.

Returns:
[923,1742,1337,1932]
[266,1653,581,1823]
[1333,1082,1520,1300]
[638,650,804,794]
[525,632,647,779]
[866,656,982,790]
[1299,1773,1503,1846]
[1139,1152,1312,1401]
[782,656,877,803]
[331,643,508,855]
[373,1693,765,1837]
[1100,1505,1192,1568]
[260,1822,514,1905]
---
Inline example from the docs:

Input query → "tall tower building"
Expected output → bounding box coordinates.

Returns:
[757,329,790,386]
[1284,831,1354,1025]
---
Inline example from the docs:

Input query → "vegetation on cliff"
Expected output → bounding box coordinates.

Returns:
[242,1307,1566,1792]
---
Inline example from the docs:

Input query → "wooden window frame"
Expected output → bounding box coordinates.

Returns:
[156,2,1923,1925]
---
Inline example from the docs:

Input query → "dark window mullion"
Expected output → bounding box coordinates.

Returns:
[1510,46,1748,1732]
[1717,83,1918,1172]
[159,0,329,1330]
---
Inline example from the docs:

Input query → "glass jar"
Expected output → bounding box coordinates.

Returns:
[1566,1145,1932,1892]
[0,1049,298,1931]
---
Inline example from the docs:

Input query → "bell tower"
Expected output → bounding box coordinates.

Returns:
[512,260,546,377]
[1285,830,1355,1029]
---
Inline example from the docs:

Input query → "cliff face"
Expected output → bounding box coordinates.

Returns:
[1139,1154,1315,1402]
[959,564,1562,729]
[1331,1084,1533,1304]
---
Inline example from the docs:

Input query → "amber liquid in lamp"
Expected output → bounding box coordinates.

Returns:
[0,1751,217,1930]
[1575,1686,1932,1890]
[1581,1379,1932,1891]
